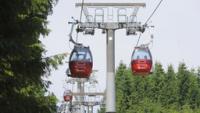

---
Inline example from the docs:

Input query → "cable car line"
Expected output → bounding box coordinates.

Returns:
[135,0,163,48]
[136,33,142,47]
[68,0,85,47]
[71,0,85,45]
[79,0,85,22]
[144,0,164,25]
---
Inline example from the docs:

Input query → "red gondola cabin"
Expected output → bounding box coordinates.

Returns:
[69,46,93,78]
[63,90,73,102]
[131,46,152,75]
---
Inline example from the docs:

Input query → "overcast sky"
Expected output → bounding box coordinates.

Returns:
[40,0,200,108]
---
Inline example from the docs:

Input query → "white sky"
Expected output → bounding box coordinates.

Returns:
[40,0,200,111]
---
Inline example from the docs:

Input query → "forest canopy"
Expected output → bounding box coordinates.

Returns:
[108,62,200,113]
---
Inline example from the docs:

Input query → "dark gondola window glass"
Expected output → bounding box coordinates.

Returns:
[64,90,72,96]
[71,52,85,61]
[77,51,86,61]
[86,52,92,62]
[71,51,92,61]
[132,49,151,60]
[71,52,78,61]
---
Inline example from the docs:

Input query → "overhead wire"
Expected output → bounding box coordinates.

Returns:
[136,0,164,47]
[75,0,85,44]
[136,33,142,47]
[79,0,85,22]
[144,0,164,25]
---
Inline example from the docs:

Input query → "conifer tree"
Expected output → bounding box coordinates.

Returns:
[0,0,59,113]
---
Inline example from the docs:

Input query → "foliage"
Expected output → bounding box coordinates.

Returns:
[98,62,200,113]
[0,0,61,113]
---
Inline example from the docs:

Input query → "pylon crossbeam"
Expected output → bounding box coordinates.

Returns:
[79,22,143,30]
[76,3,146,7]
[72,92,105,96]
[76,2,145,23]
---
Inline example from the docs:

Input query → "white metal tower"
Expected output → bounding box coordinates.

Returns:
[73,2,146,113]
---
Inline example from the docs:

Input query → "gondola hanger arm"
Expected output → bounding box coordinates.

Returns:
[68,17,83,46]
